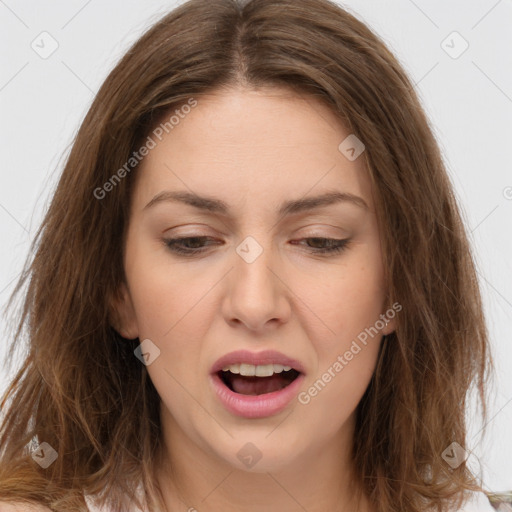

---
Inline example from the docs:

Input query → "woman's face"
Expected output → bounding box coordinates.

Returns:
[114,86,395,473]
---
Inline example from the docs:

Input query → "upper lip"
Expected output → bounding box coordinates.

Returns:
[211,349,305,374]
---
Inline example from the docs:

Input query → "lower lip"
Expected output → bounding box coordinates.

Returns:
[210,371,305,419]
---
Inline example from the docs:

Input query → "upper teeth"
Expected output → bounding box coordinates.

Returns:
[221,363,293,377]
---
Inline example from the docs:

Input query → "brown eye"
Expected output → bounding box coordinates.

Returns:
[291,238,350,254]
[163,236,219,256]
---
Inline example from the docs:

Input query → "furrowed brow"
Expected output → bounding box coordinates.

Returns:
[143,190,368,215]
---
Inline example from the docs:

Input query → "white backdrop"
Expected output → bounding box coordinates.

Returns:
[1,0,511,494]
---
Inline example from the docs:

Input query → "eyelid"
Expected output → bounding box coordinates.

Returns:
[164,222,350,236]
[162,235,351,257]
[161,224,352,245]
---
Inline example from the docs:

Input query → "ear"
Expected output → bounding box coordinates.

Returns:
[380,301,401,336]
[108,281,139,340]
[381,315,396,336]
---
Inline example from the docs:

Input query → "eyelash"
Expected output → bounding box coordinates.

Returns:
[162,236,350,256]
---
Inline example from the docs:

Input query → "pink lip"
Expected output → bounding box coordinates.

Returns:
[210,349,306,419]
[210,349,305,374]
[210,371,305,419]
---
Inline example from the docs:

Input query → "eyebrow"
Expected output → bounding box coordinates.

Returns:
[143,189,368,216]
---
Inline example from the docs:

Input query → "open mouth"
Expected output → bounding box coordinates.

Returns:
[210,355,306,417]
[218,367,301,396]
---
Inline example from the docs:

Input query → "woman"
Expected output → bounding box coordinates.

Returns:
[0,0,496,510]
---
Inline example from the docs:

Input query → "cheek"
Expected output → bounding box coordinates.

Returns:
[298,344,379,442]
[297,265,384,435]
[124,245,226,398]
[295,245,385,430]
[130,273,211,360]
[302,243,386,346]
[124,231,208,339]
[125,259,214,415]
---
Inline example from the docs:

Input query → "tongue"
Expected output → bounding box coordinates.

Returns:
[230,374,292,395]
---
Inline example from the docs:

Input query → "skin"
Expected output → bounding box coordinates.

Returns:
[112,86,396,512]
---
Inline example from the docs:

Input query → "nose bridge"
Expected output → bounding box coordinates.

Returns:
[225,234,288,329]
[234,234,276,302]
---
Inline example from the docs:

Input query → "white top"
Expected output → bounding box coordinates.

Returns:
[84,490,496,511]
[85,498,146,512]
[452,490,497,511]
[84,484,147,512]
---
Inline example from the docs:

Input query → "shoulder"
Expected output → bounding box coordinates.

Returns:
[0,503,53,512]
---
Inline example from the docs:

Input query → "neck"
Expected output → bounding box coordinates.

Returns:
[154,407,373,512]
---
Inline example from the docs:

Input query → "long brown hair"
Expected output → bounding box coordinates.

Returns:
[0,0,493,510]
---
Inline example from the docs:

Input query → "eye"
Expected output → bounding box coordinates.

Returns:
[291,237,350,254]
[163,236,350,257]
[163,236,218,256]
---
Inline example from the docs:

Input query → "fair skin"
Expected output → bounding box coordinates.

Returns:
[112,86,396,512]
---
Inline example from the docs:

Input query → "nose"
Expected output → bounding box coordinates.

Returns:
[222,236,291,332]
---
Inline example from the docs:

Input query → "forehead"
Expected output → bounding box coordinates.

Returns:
[150,86,353,155]
[133,86,373,213]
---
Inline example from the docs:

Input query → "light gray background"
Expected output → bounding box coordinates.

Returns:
[1,0,511,493]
